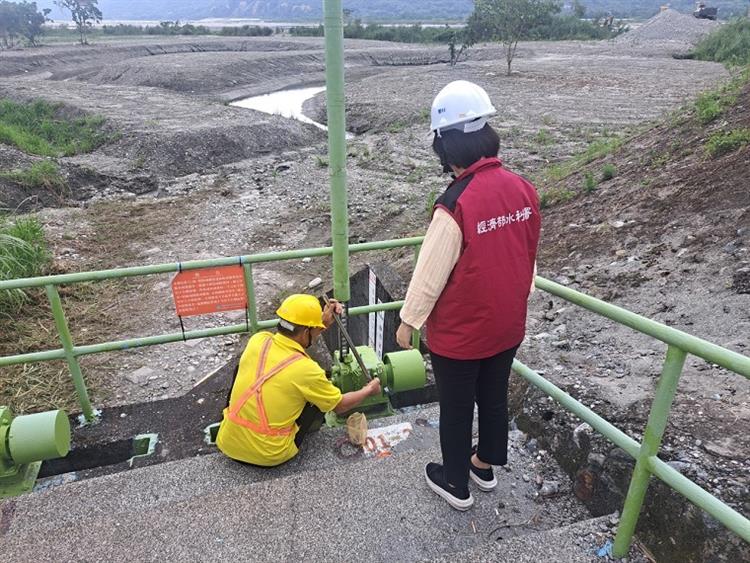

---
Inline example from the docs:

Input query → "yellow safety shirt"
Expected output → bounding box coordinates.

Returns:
[216,331,342,466]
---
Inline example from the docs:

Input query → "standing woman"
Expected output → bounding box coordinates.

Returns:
[396,81,541,510]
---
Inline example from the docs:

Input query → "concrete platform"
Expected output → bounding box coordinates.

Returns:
[1,406,606,562]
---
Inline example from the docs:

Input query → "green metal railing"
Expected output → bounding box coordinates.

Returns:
[0,237,424,423]
[1,247,748,556]
[1,0,747,557]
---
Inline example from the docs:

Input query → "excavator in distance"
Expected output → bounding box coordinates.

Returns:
[693,1,718,20]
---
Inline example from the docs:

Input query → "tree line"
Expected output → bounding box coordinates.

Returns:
[1,0,628,76]
[290,0,627,71]
[0,1,49,47]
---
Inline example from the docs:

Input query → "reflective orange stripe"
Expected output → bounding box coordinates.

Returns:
[227,336,304,437]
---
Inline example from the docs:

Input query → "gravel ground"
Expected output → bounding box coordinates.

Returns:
[1,33,745,562]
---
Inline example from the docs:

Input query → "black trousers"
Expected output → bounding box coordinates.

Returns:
[431,345,519,488]
[294,402,325,448]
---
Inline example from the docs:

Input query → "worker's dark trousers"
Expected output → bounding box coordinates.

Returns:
[294,403,325,448]
[430,345,519,489]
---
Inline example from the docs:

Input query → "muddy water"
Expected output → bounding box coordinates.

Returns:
[230,86,328,130]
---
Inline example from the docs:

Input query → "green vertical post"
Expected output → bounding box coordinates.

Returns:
[613,345,688,557]
[242,263,259,333]
[324,0,350,303]
[410,244,422,350]
[45,284,95,422]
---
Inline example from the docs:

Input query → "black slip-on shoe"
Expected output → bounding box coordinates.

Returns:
[469,446,498,491]
[424,462,474,511]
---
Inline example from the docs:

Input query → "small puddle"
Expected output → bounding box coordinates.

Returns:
[231,86,354,138]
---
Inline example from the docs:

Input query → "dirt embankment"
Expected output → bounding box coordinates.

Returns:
[513,79,750,563]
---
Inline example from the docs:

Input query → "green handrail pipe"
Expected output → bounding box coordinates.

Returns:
[535,277,750,379]
[0,301,406,368]
[0,237,424,292]
[324,0,350,303]
[613,345,687,556]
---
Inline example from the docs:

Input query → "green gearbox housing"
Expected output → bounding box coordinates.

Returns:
[0,406,71,499]
[325,346,426,427]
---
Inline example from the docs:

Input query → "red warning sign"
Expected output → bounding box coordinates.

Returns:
[171,265,247,317]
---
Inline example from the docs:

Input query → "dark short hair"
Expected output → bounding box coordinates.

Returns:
[432,123,500,170]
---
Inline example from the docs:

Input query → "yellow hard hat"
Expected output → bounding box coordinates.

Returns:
[276,294,326,329]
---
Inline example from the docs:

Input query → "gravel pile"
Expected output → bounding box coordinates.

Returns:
[617,8,720,46]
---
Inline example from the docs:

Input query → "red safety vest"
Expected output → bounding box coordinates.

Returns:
[427,157,541,360]
[227,336,305,437]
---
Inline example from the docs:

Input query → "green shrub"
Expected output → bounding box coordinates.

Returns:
[584,171,597,192]
[695,91,728,124]
[535,129,553,145]
[694,17,750,67]
[0,161,66,191]
[705,128,750,157]
[581,137,622,164]
[0,216,50,315]
[0,99,109,157]
[601,163,617,181]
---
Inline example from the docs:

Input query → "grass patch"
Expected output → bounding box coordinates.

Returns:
[315,155,329,168]
[0,99,110,157]
[705,128,750,157]
[601,163,617,181]
[0,160,67,191]
[694,17,750,67]
[538,187,575,208]
[541,135,622,184]
[386,120,408,134]
[0,215,50,315]
[583,172,597,193]
[693,71,749,124]
[535,129,553,145]
[0,280,117,414]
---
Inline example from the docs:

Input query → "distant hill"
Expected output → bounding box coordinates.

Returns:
[39,0,473,22]
[37,0,750,23]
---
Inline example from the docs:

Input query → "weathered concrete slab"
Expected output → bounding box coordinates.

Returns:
[2,446,588,562]
[1,406,590,562]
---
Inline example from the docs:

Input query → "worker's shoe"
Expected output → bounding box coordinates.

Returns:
[469,446,497,491]
[424,462,474,511]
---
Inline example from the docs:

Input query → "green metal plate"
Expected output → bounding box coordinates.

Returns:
[0,461,41,499]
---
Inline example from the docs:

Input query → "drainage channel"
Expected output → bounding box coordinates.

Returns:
[38,433,158,478]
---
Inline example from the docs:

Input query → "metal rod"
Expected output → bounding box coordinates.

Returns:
[45,284,95,422]
[647,455,750,543]
[512,359,641,458]
[324,0,350,303]
[242,263,259,334]
[613,345,688,557]
[322,295,371,381]
[0,237,424,291]
[0,301,407,367]
[535,277,750,379]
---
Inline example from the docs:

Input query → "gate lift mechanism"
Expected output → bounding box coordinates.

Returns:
[323,296,426,427]
[0,407,71,498]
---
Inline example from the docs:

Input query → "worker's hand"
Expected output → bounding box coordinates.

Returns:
[365,377,382,397]
[396,321,414,349]
[322,299,343,329]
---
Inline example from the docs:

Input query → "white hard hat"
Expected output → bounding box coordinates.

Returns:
[430,80,496,136]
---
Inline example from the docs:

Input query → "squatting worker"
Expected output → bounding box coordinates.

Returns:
[217,294,381,466]
[396,81,541,510]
